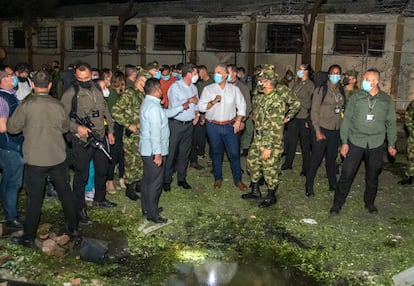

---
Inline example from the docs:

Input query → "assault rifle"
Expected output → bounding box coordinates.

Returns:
[70,113,112,160]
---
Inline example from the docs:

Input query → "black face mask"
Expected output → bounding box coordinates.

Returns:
[78,80,92,89]
[18,76,27,83]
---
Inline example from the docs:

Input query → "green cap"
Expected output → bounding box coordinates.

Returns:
[345,69,358,77]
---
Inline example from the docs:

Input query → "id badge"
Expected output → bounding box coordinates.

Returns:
[334,106,341,114]
[366,114,375,121]
[92,110,100,118]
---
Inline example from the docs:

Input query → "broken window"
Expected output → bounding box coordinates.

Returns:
[38,27,57,49]
[205,24,241,51]
[154,25,185,50]
[110,25,138,50]
[334,24,385,56]
[267,23,302,53]
[8,28,25,49]
[72,26,94,50]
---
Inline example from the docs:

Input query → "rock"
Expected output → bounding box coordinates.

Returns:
[393,266,414,286]
[42,239,57,255]
[54,235,70,246]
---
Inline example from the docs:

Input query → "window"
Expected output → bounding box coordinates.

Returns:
[72,26,94,49]
[154,25,185,50]
[38,27,57,49]
[110,25,138,50]
[267,24,302,53]
[8,28,25,49]
[205,24,241,51]
[334,24,385,56]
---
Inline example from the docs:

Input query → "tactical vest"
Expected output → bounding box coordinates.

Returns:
[0,90,24,153]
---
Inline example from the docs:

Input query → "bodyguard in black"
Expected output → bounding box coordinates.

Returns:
[8,71,78,247]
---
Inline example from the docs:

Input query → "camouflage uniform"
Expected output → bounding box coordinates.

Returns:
[245,65,300,206]
[112,87,145,185]
[405,100,414,177]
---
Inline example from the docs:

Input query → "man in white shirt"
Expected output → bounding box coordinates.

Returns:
[199,64,247,191]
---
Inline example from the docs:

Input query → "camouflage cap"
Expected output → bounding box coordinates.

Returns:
[146,61,160,70]
[345,69,358,77]
[257,64,278,81]
[135,66,152,79]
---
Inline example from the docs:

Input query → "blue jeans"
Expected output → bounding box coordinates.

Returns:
[206,122,242,183]
[0,148,24,221]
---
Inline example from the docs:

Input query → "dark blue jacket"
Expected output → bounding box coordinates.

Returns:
[0,90,23,153]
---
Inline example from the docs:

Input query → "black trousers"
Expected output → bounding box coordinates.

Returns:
[23,162,78,240]
[164,119,194,183]
[283,118,311,173]
[72,136,110,209]
[333,142,384,208]
[141,155,166,220]
[107,122,125,180]
[190,121,207,163]
[306,127,340,192]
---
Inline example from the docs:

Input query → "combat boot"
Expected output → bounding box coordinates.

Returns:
[79,208,92,225]
[126,183,139,201]
[258,188,277,208]
[398,176,413,185]
[241,183,261,199]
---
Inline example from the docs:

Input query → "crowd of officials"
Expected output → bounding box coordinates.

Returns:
[0,58,407,248]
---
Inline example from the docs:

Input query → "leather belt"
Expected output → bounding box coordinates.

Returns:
[207,119,235,125]
[170,118,192,124]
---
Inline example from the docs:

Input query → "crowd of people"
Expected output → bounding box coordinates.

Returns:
[0,58,407,248]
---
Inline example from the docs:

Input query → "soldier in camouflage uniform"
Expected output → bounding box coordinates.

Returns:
[112,69,151,200]
[242,64,300,207]
[399,100,414,185]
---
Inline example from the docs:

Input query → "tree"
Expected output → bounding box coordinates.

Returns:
[111,0,137,70]
[301,0,324,65]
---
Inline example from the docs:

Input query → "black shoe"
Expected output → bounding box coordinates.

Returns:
[306,191,314,197]
[178,181,192,189]
[126,183,140,201]
[329,185,338,192]
[93,200,117,208]
[300,172,306,177]
[281,165,292,171]
[365,204,378,214]
[398,176,413,185]
[5,219,23,229]
[329,205,341,214]
[163,183,171,192]
[135,181,142,193]
[79,209,93,225]
[190,162,204,170]
[11,237,35,248]
[147,216,168,224]
[241,183,261,199]
[241,149,249,157]
[258,197,277,208]
[67,228,80,238]
[142,207,164,216]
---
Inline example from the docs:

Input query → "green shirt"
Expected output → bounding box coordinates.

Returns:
[340,89,397,149]
[106,88,121,113]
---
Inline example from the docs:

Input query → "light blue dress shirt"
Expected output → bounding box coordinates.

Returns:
[140,95,184,156]
[167,79,198,122]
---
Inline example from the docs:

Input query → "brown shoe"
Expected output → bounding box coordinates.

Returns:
[214,180,222,189]
[235,181,247,191]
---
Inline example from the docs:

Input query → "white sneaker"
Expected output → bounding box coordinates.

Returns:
[85,188,95,201]
[119,178,126,189]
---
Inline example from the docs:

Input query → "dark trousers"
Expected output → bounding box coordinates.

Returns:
[333,142,384,208]
[141,155,165,220]
[72,137,110,209]
[283,118,311,173]
[107,122,125,180]
[164,119,194,183]
[306,128,340,192]
[23,162,78,240]
[190,121,207,163]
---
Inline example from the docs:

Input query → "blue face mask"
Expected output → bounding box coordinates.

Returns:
[154,71,161,80]
[12,75,19,88]
[171,72,178,77]
[161,74,170,81]
[226,74,232,82]
[296,70,303,79]
[214,73,223,84]
[176,73,182,80]
[362,80,373,92]
[329,74,341,85]
[287,76,293,81]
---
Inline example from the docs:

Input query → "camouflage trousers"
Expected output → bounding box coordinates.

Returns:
[123,134,143,184]
[246,136,283,189]
[406,136,414,177]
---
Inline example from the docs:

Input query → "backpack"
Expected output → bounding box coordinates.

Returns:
[313,71,346,105]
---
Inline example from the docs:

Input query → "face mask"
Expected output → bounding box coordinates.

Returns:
[103,88,110,98]
[92,75,99,81]
[161,75,170,81]
[213,73,223,84]
[237,73,241,79]
[329,74,341,85]
[226,74,233,82]
[78,80,92,89]
[191,74,199,84]
[12,75,19,88]
[154,71,161,80]
[171,72,178,77]
[296,70,303,79]
[287,76,293,81]
[176,73,182,80]
[362,80,373,92]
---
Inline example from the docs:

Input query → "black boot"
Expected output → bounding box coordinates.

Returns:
[46,176,58,198]
[241,183,261,199]
[126,183,139,201]
[258,188,277,208]
[79,209,92,225]
[135,180,142,193]
[398,176,413,185]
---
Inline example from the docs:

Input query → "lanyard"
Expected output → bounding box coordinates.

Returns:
[367,97,377,113]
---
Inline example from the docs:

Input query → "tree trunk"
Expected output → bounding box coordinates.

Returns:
[25,23,33,68]
[301,0,323,66]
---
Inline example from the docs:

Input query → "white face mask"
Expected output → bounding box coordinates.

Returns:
[103,88,110,98]
[191,74,199,84]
